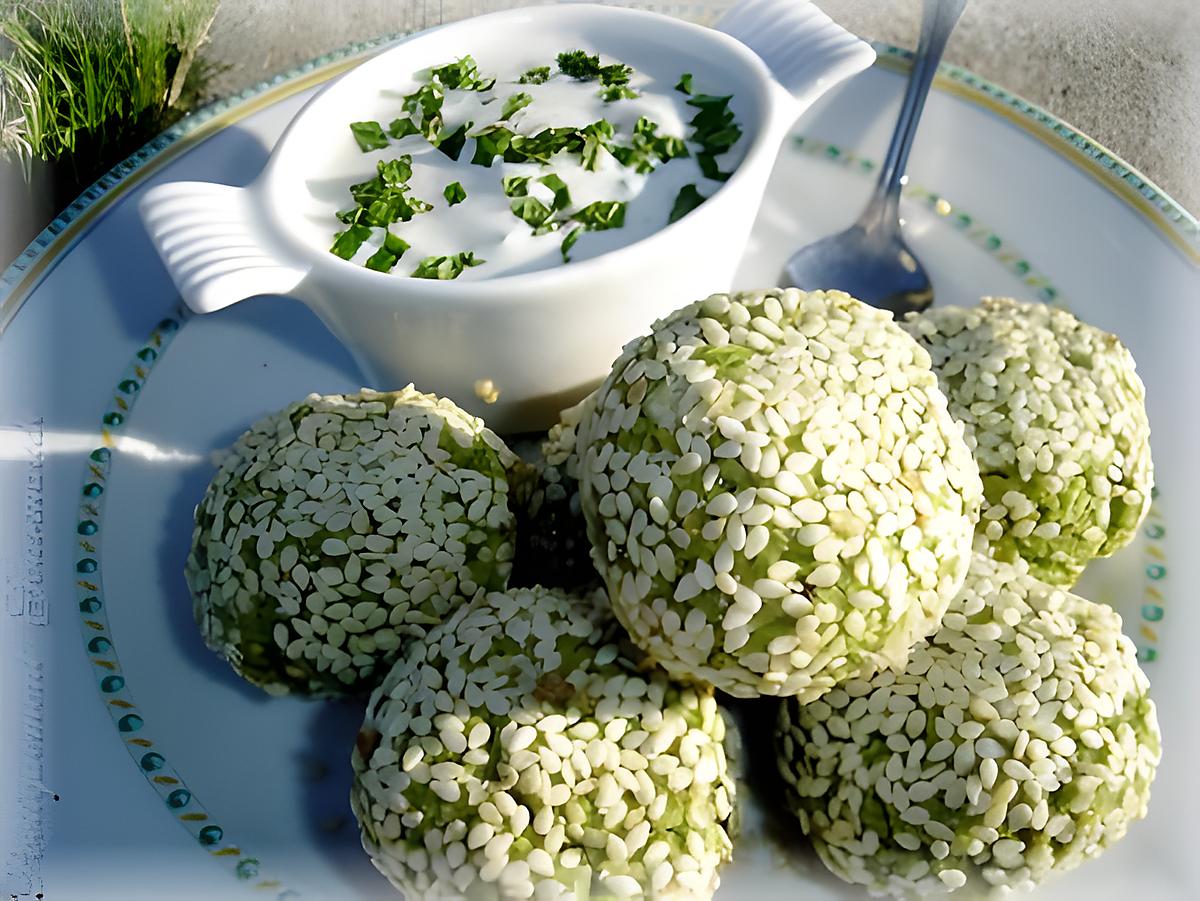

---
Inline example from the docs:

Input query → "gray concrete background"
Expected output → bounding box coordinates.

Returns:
[198,0,1199,213]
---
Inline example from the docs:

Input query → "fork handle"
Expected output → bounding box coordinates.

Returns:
[862,0,967,228]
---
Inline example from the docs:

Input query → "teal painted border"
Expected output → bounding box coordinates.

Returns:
[73,306,296,897]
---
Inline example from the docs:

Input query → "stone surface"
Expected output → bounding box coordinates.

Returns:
[818,0,1199,212]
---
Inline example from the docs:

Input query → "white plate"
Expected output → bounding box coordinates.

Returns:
[1,9,1197,901]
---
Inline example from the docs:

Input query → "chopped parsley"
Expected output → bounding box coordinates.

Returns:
[410,251,485,280]
[556,50,638,101]
[470,124,514,167]
[683,92,741,186]
[502,174,530,197]
[669,184,707,224]
[508,173,572,234]
[501,92,533,120]
[433,121,471,161]
[388,56,497,148]
[573,200,626,231]
[600,84,639,103]
[510,196,556,233]
[518,65,551,84]
[330,224,372,259]
[556,49,602,80]
[349,120,389,152]
[336,156,431,229]
[611,116,689,173]
[538,173,572,211]
[560,226,582,263]
[402,82,446,141]
[377,156,413,184]
[429,55,495,91]
[687,93,742,152]
[507,125,579,165]
[580,119,614,171]
[365,232,411,272]
[387,117,421,139]
[697,152,733,182]
[333,53,741,276]
[598,63,633,87]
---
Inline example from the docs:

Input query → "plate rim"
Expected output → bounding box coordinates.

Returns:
[0,10,1180,892]
[58,118,1175,900]
[0,22,1197,337]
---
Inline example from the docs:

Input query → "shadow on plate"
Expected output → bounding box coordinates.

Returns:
[299,696,396,899]
[153,291,364,697]
[206,293,364,390]
[724,695,864,898]
[83,123,275,344]
[156,420,274,702]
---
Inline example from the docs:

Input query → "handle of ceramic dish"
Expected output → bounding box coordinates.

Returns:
[139,181,306,314]
[716,0,876,112]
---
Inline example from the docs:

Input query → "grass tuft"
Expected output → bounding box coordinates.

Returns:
[0,0,219,184]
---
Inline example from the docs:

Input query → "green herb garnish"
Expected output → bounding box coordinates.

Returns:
[365,232,411,272]
[377,157,414,184]
[560,226,582,263]
[330,224,372,259]
[687,93,742,153]
[334,57,739,277]
[349,120,389,152]
[387,117,422,139]
[411,252,485,280]
[501,92,533,119]
[697,152,733,182]
[506,125,578,164]
[479,119,617,169]
[502,174,531,197]
[336,156,431,228]
[684,91,742,180]
[555,51,636,101]
[600,84,639,102]
[433,122,471,160]
[430,55,495,91]
[507,173,575,235]
[556,49,602,80]
[580,119,614,171]
[573,200,626,231]
[598,63,633,86]
[518,65,551,84]
[510,196,556,232]
[392,56,496,149]
[669,184,707,223]
[470,124,514,167]
[611,116,689,173]
[538,173,572,211]
[402,82,445,139]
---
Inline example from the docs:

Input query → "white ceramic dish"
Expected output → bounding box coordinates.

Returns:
[2,5,1198,900]
[138,0,874,431]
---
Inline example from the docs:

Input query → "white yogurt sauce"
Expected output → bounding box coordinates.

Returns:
[316,56,746,279]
